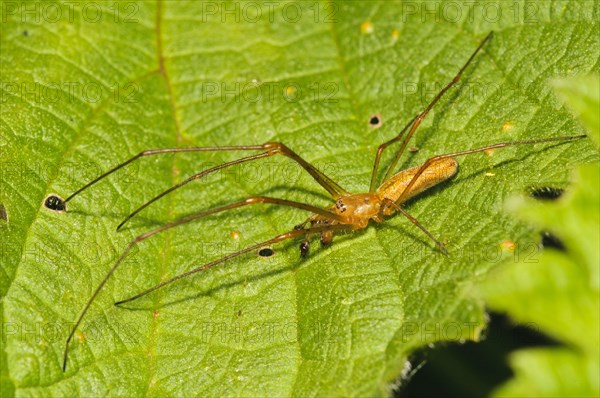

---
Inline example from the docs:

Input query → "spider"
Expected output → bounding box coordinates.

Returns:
[58,31,585,371]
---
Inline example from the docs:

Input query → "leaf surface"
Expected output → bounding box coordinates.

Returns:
[1,1,598,396]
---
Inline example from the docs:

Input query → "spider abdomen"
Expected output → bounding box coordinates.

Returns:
[377,157,459,209]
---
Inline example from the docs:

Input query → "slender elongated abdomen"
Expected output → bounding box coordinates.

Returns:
[376,158,459,204]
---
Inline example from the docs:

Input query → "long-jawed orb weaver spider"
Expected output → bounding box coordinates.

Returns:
[59,31,586,371]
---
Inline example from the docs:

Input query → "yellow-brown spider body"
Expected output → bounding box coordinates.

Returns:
[305,157,459,249]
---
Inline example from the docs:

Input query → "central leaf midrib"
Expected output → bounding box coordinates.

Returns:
[145,0,183,392]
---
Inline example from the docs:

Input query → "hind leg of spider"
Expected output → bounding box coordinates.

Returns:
[369,31,494,192]
[62,196,343,372]
[114,223,357,306]
[381,198,448,255]
[394,135,588,206]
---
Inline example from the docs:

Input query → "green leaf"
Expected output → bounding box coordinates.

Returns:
[493,349,599,397]
[1,1,598,396]
[481,74,600,397]
[552,75,600,148]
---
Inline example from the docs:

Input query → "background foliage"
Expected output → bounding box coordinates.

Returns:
[1,1,598,396]
[481,75,600,397]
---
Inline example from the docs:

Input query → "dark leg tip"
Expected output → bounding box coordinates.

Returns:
[439,245,449,256]
[300,241,310,258]
[44,194,66,212]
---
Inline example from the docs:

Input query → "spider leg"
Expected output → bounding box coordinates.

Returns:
[394,135,587,206]
[115,151,269,230]
[369,114,419,192]
[65,142,348,211]
[114,142,351,230]
[114,223,357,306]
[370,31,494,192]
[62,196,343,371]
[380,198,447,254]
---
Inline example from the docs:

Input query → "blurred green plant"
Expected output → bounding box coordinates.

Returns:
[481,75,600,397]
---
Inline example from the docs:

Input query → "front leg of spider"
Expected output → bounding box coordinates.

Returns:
[297,229,333,258]
[294,214,338,258]
[293,222,311,257]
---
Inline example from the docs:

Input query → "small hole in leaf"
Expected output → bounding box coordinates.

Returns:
[530,187,565,250]
[541,231,565,251]
[44,194,66,212]
[369,114,382,128]
[258,247,274,257]
[530,187,564,201]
